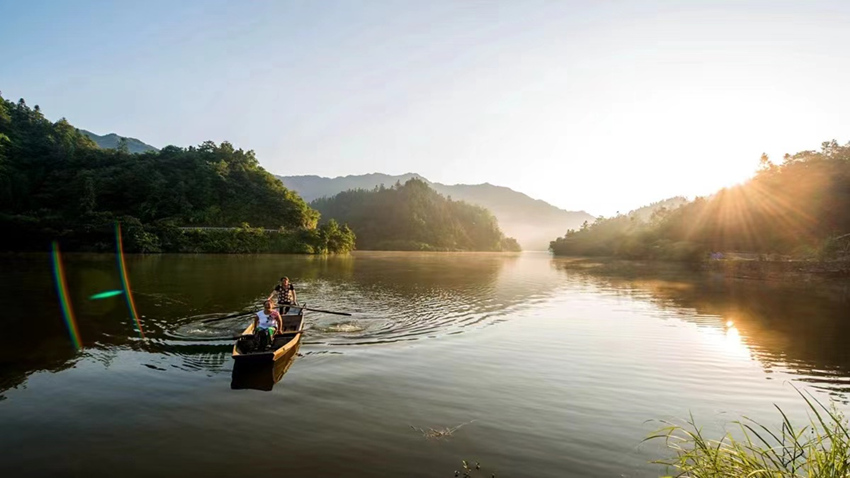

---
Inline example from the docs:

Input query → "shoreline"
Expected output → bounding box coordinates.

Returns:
[703,258,850,281]
[551,255,850,281]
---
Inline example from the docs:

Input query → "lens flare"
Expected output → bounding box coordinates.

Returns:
[51,242,82,351]
[116,223,145,338]
[89,290,124,300]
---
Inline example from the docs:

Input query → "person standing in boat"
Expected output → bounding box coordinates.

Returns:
[268,276,297,314]
[253,300,282,350]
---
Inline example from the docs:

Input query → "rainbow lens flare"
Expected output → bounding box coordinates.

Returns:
[51,242,83,351]
[115,223,145,338]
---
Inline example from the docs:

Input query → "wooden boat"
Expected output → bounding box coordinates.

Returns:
[231,306,305,368]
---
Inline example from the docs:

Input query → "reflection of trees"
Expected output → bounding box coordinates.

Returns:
[551,258,850,387]
[0,340,236,397]
[0,350,81,399]
[125,253,357,310]
[338,252,527,317]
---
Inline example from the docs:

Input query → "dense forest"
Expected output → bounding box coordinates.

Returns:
[551,141,850,262]
[311,179,521,252]
[0,94,354,253]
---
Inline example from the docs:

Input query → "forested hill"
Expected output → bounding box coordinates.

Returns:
[279,173,594,250]
[550,142,850,262]
[627,196,689,221]
[80,130,158,154]
[311,179,522,252]
[0,95,353,254]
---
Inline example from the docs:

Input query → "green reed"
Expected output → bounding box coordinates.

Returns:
[647,390,850,477]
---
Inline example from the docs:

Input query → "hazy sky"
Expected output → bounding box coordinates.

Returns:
[3,0,849,216]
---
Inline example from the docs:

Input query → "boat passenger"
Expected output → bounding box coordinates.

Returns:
[253,300,282,350]
[269,276,297,314]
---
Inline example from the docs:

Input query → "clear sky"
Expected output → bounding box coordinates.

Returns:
[3,0,849,216]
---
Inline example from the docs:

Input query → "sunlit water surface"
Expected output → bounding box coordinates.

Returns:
[1,252,849,477]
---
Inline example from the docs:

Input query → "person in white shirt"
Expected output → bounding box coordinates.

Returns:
[253,300,282,349]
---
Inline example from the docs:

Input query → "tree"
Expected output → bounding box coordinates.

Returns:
[116,137,130,154]
[78,172,97,214]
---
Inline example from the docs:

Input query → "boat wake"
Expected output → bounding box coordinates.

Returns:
[150,269,552,350]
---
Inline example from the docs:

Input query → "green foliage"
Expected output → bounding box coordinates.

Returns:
[648,389,850,477]
[311,178,521,252]
[0,93,346,254]
[551,141,850,261]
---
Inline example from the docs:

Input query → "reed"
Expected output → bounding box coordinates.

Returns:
[647,390,850,477]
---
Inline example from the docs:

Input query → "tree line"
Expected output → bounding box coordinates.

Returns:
[550,141,850,262]
[311,178,522,252]
[0,93,354,253]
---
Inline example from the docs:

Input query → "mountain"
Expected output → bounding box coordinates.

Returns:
[278,173,594,250]
[278,173,424,203]
[80,129,158,154]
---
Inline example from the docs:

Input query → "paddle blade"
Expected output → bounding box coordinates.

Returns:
[302,307,352,316]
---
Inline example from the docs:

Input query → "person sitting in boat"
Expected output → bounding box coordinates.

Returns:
[268,276,297,314]
[253,300,282,350]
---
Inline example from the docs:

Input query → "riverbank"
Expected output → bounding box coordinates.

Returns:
[704,257,850,281]
[551,255,850,282]
[0,216,355,254]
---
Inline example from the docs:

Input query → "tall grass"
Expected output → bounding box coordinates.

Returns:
[648,390,850,477]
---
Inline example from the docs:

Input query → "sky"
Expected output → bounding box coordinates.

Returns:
[2,0,849,216]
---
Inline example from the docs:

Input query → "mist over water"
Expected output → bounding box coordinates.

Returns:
[1,252,848,477]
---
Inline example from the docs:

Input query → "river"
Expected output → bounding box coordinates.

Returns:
[1,251,849,477]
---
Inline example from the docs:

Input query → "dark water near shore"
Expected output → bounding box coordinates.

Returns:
[1,252,849,477]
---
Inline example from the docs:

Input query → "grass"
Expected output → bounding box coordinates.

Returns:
[647,389,850,477]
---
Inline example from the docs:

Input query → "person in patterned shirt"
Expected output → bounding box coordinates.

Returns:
[268,276,297,314]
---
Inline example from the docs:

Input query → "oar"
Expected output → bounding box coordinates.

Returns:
[176,330,310,342]
[200,311,255,324]
[297,306,352,317]
[200,305,351,324]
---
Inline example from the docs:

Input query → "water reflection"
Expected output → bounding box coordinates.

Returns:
[6,252,849,399]
[1,252,532,394]
[231,352,297,391]
[551,258,850,393]
[4,252,850,477]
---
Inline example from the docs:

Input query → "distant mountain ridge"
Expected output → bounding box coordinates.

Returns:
[80,130,158,154]
[278,173,594,250]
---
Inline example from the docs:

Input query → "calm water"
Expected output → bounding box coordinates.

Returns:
[1,252,849,477]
